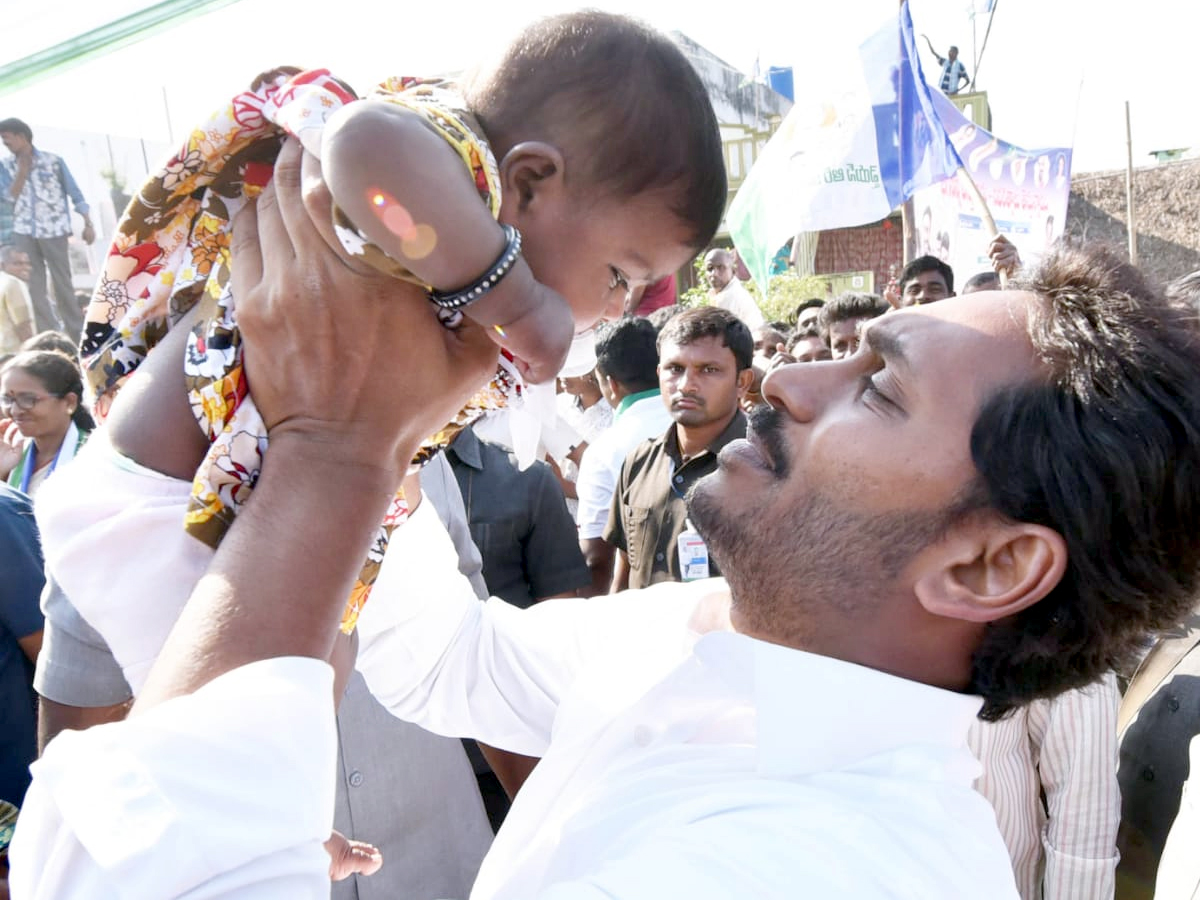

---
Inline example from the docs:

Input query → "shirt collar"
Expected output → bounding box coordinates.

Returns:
[665,409,747,465]
[447,427,483,470]
[614,388,661,421]
[692,631,984,780]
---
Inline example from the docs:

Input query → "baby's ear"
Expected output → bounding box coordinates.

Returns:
[497,142,567,211]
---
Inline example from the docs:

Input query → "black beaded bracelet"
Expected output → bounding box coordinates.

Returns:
[427,224,523,311]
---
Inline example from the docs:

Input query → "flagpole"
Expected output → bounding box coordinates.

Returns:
[954,165,1008,287]
[898,0,912,264]
[970,0,999,91]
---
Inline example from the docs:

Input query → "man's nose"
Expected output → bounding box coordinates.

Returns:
[761,359,839,423]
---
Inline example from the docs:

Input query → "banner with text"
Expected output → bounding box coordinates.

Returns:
[910,91,1072,283]
[728,1,961,290]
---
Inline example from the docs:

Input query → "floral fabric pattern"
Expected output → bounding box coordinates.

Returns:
[79,69,514,632]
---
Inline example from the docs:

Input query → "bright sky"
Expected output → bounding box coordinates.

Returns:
[1,0,1193,176]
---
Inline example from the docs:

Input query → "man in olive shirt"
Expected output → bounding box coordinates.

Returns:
[605,307,753,591]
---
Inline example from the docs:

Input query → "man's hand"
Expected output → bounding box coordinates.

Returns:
[988,234,1021,282]
[231,138,498,476]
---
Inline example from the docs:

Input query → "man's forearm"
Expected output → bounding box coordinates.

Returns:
[135,437,403,710]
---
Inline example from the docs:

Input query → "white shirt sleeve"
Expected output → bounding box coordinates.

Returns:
[355,500,664,757]
[9,657,336,900]
[574,440,616,540]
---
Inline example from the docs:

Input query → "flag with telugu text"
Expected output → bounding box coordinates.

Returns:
[727,0,961,290]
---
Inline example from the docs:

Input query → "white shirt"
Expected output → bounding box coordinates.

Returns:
[355,503,1019,899]
[574,392,671,539]
[969,676,1120,900]
[711,279,765,329]
[11,503,1020,899]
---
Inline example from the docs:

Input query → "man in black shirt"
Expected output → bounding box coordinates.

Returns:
[605,307,753,591]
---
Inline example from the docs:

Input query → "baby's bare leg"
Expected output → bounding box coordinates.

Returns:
[104,305,210,481]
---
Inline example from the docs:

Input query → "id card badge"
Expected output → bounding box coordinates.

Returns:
[677,520,710,581]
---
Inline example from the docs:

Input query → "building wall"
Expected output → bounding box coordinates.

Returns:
[813,219,904,293]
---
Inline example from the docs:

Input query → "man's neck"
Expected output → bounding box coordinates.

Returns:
[676,408,736,460]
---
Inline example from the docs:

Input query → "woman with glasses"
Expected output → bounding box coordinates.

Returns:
[1,351,93,497]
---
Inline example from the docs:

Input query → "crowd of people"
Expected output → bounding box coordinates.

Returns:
[3,10,1200,900]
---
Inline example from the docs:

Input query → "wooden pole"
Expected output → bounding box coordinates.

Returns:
[1125,100,1138,266]
[955,165,1008,287]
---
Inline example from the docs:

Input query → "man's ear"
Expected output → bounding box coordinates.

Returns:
[736,366,755,397]
[497,142,567,213]
[912,518,1068,624]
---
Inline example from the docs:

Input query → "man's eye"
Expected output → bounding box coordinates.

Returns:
[609,267,629,291]
[860,372,895,407]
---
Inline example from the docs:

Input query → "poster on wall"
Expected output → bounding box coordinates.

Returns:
[910,91,1072,284]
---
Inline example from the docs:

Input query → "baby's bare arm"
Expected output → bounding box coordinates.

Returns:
[105,304,210,480]
[321,101,572,381]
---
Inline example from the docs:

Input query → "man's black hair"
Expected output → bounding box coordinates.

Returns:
[656,306,754,371]
[817,292,889,343]
[793,297,824,322]
[899,255,955,294]
[464,11,726,249]
[967,244,1200,719]
[0,118,32,142]
[962,271,1001,293]
[594,316,660,392]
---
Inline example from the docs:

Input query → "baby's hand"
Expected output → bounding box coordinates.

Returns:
[466,277,575,385]
[324,829,382,881]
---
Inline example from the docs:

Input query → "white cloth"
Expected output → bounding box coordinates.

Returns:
[711,279,765,329]
[574,394,671,539]
[968,675,1120,900]
[1156,734,1200,899]
[355,511,1019,899]
[34,429,218,695]
[9,657,338,900]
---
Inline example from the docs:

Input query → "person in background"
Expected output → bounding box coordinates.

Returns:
[0,255,32,357]
[0,351,92,497]
[817,291,889,359]
[553,368,613,521]
[923,37,970,94]
[704,248,765,329]
[0,482,43,810]
[0,119,93,337]
[786,326,833,363]
[575,317,670,595]
[963,271,1001,293]
[752,324,788,360]
[606,306,752,591]
[794,298,824,331]
[446,422,589,608]
[896,255,955,307]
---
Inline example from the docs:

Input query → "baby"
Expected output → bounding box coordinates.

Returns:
[37,10,726,695]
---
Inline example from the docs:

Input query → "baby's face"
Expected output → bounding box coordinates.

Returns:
[513,188,696,332]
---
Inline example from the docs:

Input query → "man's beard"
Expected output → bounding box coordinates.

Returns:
[688,407,978,643]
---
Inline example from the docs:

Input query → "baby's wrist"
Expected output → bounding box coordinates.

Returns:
[461,256,542,329]
[426,224,519,314]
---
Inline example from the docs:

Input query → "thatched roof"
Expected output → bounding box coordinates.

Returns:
[1067,159,1200,285]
